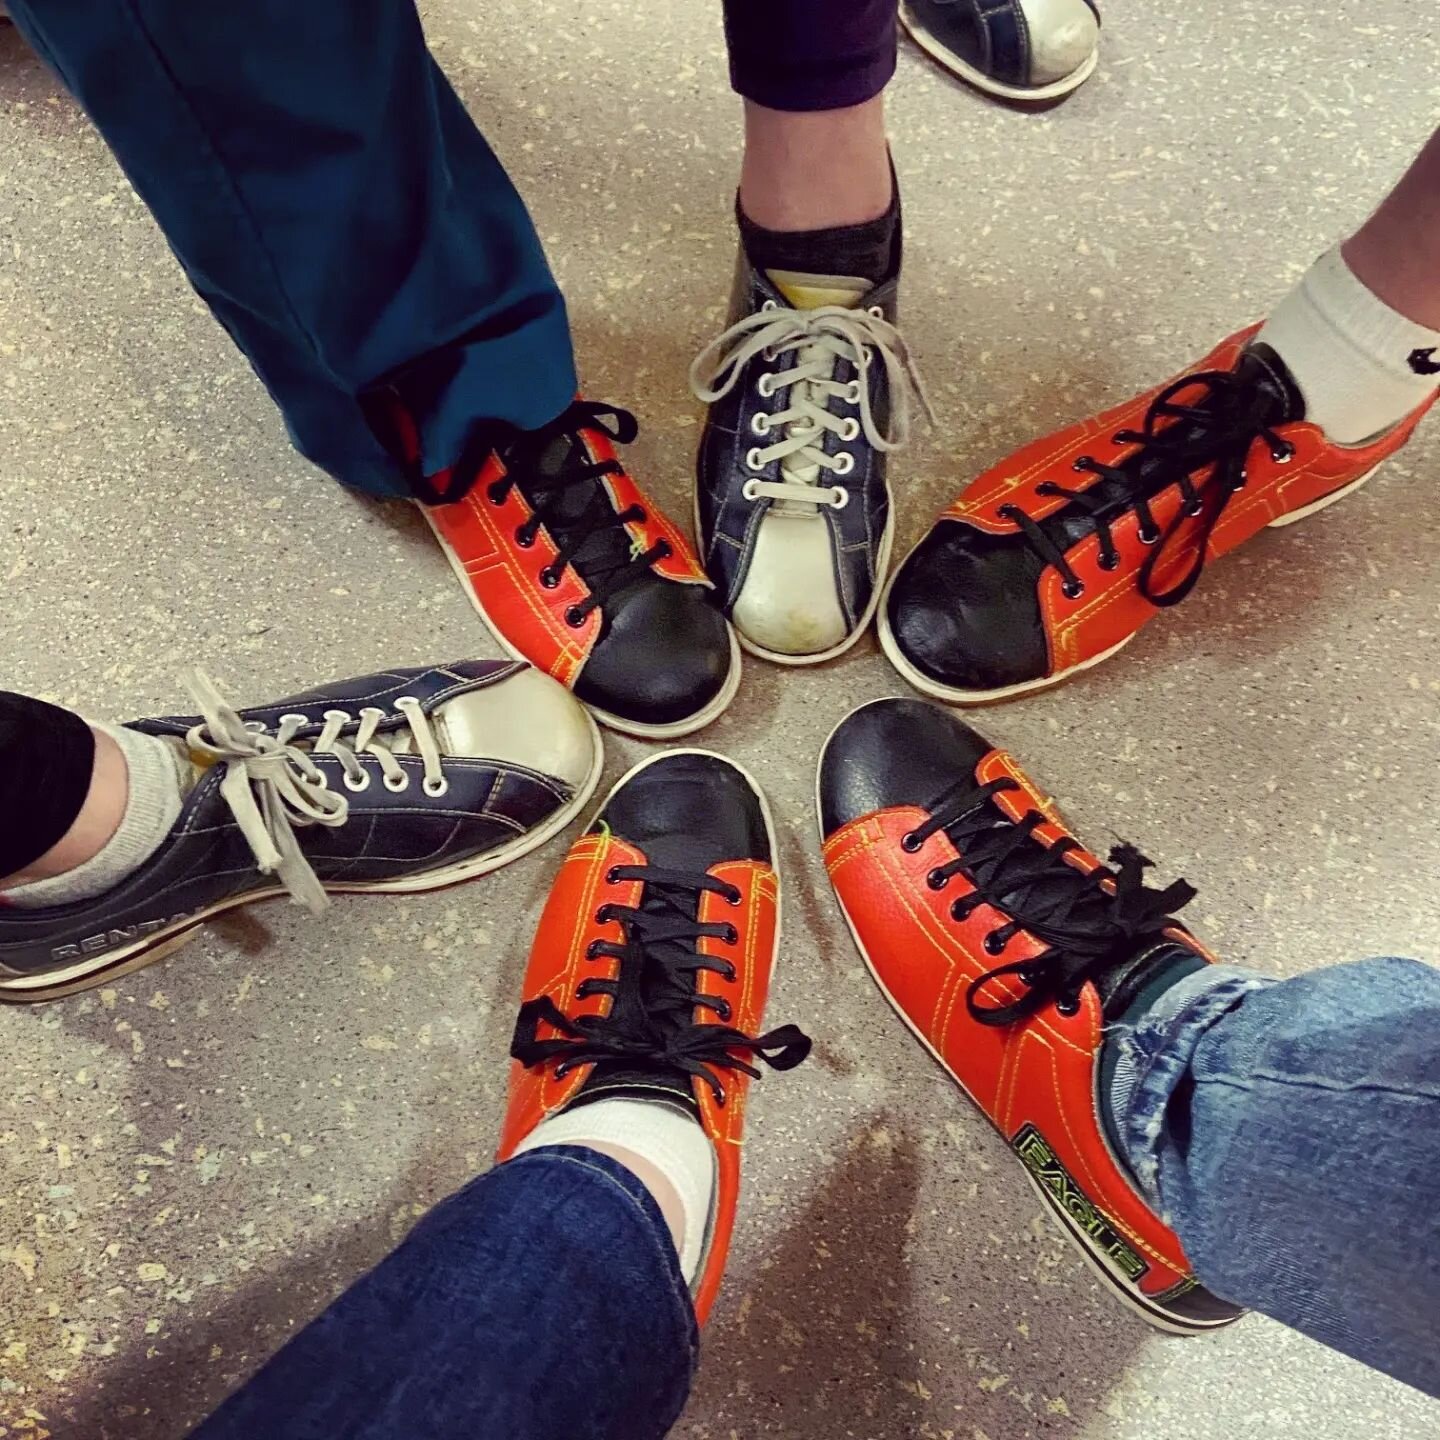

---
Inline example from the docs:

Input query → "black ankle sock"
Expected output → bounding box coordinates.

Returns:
[736,182,900,287]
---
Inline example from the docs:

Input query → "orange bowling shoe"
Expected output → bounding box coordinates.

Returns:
[818,697,1244,1333]
[391,397,741,738]
[499,750,810,1324]
[881,331,1433,703]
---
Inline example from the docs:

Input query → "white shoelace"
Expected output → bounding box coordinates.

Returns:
[182,669,448,915]
[690,302,931,510]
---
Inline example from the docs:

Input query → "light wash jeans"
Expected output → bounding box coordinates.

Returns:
[192,958,1438,1438]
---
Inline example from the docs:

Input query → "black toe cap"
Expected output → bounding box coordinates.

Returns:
[886,521,1049,693]
[576,580,733,728]
[818,698,995,838]
[595,751,771,870]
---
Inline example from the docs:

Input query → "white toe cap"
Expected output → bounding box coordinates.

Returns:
[731,511,850,658]
[1021,0,1099,85]
[436,666,599,793]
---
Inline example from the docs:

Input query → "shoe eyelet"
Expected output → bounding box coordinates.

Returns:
[1111,431,1131,445]
[596,903,616,925]
[867,304,884,320]
[983,931,1007,956]
[832,452,856,477]
[828,487,850,510]
[585,939,606,960]
[746,446,766,472]
[655,540,673,560]
[1138,527,1161,546]
[1056,995,1081,1017]
[277,712,310,728]
[722,961,738,982]
[1097,552,1121,572]
[1272,443,1295,464]
[1034,482,1059,497]
[539,567,560,589]
[756,374,775,398]
[342,771,371,793]
[750,413,771,437]
[309,772,329,791]
[901,831,923,853]
[515,528,536,549]
[720,923,739,945]
[1072,455,1093,472]
[839,417,861,442]
[845,381,863,404]
[1061,579,1086,600]
[486,482,507,506]
[926,868,948,891]
[383,773,409,793]
[949,899,970,922]
[564,605,588,628]
[323,708,351,725]
[422,776,449,798]
[606,866,623,884]
[1184,499,1205,518]
[741,477,763,502]
[761,299,779,313]
[723,885,743,906]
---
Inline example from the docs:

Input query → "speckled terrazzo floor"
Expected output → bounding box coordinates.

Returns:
[2,4,1439,1437]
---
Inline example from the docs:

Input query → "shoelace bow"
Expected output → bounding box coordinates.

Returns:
[182,669,447,916]
[1000,367,1296,609]
[690,303,932,510]
[905,777,1196,1025]
[511,864,810,1102]
[423,400,670,627]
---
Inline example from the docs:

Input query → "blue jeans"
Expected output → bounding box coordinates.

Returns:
[189,958,1439,1439]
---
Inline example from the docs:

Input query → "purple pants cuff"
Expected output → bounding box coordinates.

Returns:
[724,0,898,111]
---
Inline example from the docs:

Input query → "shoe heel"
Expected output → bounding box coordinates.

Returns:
[1268,463,1380,529]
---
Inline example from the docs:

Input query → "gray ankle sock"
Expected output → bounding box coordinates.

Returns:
[5,724,190,909]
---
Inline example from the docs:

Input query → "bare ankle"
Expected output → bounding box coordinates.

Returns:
[739,96,892,233]
[0,727,128,889]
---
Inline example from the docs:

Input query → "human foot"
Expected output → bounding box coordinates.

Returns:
[817,697,1243,1332]
[399,398,740,738]
[881,329,1434,703]
[0,661,601,1001]
[500,749,810,1322]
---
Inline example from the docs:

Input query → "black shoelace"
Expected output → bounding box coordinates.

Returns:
[903,777,1195,1026]
[414,399,672,627]
[511,865,811,1102]
[999,368,1295,610]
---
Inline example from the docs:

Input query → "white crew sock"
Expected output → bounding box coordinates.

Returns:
[1256,247,1440,444]
[5,724,190,909]
[512,1098,717,1281]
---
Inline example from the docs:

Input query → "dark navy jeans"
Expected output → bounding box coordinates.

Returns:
[5,0,897,499]
[188,959,1438,1439]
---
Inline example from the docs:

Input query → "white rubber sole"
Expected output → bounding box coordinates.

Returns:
[878,461,1386,706]
[0,715,605,1004]
[810,716,1236,1335]
[899,1,1100,102]
[694,464,896,669]
[423,505,743,740]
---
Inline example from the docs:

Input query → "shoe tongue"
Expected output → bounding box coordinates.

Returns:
[765,269,870,311]
[1235,341,1307,425]
[1094,939,1206,1022]
[569,868,708,1121]
[525,431,634,597]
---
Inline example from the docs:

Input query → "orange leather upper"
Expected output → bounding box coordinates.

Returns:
[823,749,1203,1303]
[945,326,1435,676]
[498,829,780,1326]
[425,424,709,690]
